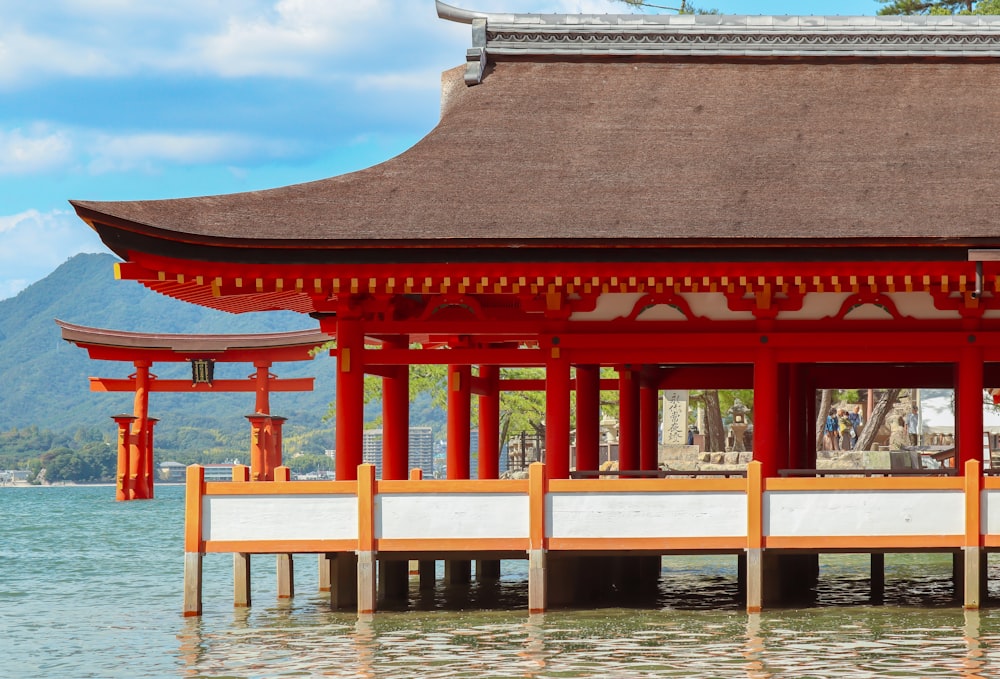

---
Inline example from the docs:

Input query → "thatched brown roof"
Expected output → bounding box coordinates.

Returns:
[71,8,1000,264]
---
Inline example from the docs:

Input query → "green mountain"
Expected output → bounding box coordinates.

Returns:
[0,253,339,464]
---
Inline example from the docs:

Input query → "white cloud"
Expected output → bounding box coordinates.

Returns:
[86,132,296,174]
[0,209,105,300]
[0,126,73,175]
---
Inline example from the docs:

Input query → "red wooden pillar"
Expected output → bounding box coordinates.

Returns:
[144,417,159,498]
[253,362,271,415]
[575,365,600,472]
[776,363,791,472]
[447,365,471,479]
[546,352,571,480]
[111,414,135,502]
[130,360,151,500]
[639,381,659,471]
[753,347,780,478]
[618,367,640,471]
[957,344,984,473]
[382,338,410,481]
[335,318,365,481]
[787,364,808,470]
[247,413,269,481]
[478,365,500,480]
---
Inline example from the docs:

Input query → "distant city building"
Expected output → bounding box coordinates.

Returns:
[361,426,434,479]
[159,461,186,482]
[202,464,236,482]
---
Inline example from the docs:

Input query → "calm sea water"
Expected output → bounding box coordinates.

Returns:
[3,484,1000,678]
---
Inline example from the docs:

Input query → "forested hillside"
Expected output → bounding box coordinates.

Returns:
[0,253,443,473]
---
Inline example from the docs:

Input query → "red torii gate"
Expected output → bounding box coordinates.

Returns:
[57,320,330,500]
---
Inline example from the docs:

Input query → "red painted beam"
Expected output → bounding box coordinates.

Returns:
[88,377,315,393]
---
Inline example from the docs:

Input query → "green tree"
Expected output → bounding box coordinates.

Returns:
[877,0,1000,13]
[614,0,719,12]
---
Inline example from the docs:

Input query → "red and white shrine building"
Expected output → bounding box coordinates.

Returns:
[67,3,1000,614]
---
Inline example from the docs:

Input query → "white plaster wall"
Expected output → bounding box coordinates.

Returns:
[885,292,959,320]
[774,292,848,321]
[569,293,643,321]
[765,490,963,537]
[682,292,755,321]
[547,492,747,539]
[204,495,358,542]
[376,493,529,540]
[982,490,1000,536]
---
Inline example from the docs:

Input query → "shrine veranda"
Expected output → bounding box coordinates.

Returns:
[64,3,1000,613]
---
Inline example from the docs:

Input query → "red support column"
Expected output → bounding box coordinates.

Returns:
[382,339,410,481]
[776,363,791,472]
[957,344,984,473]
[447,365,471,480]
[111,415,135,502]
[267,416,287,480]
[575,365,600,472]
[144,417,159,498]
[787,364,808,470]
[247,413,269,481]
[130,361,152,500]
[253,362,272,415]
[618,367,640,471]
[478,365,500,480]
[545,353,571,480]
[639,382,659,471]
[753,347,780,478]
[335,318,365,481]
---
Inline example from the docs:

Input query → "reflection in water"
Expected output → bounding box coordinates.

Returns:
[965,609,984,679]
[744,613,768,679]
[167,555,1000,678]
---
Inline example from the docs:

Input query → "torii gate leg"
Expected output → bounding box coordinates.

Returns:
[130,361,152,500]
[112,415,136,502]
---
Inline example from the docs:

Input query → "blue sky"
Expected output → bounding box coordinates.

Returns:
[0,0,880,299]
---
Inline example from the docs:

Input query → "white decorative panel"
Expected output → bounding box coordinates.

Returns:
[982,490,1000,536]
[778,293,850,321]
[547,492,746,539]
[377,493,529,540]
[765,490,963,537]
[635,304,687,321]
[885,292,959,320]
[683,292,755,321]
[569,293,644,321]
[204,495,358,542]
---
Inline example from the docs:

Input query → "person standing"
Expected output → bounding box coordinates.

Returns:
[848,406,862,449]
[825,408,839,451]
[905,406,920,447]
[838,408,853,451]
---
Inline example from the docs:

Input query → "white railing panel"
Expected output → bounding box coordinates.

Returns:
[204,495,358,542]
[377,493,529,540]
[547,492,747,539]
[982,489,1000,535]
[766,490,963,537]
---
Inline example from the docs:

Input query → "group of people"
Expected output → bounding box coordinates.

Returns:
[824,405,864,451]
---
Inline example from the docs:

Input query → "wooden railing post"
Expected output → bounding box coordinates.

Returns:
[964,458,983,609]
[528,462,547,613]
[183,465,205,617]
[745,460,763,613]
[357,463,377,614]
